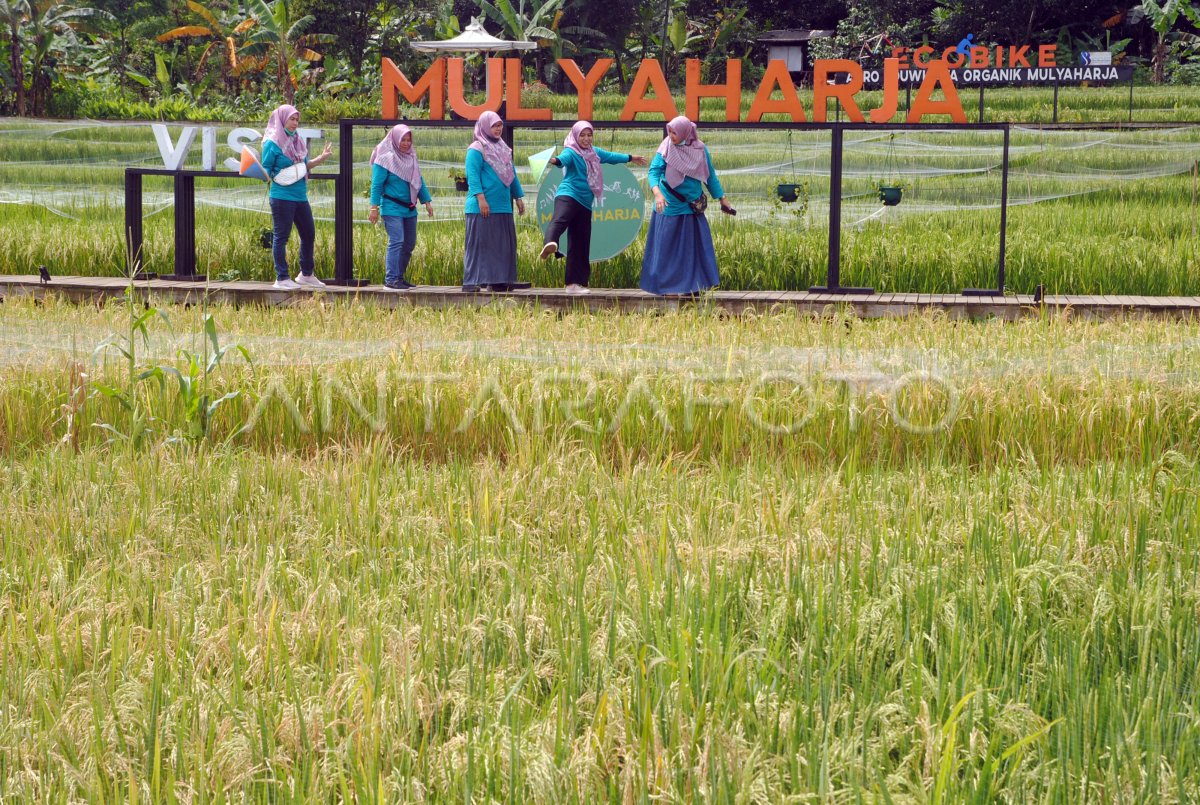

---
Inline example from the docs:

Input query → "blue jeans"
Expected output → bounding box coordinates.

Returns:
[270,198,315,281]
[383,215,418,285]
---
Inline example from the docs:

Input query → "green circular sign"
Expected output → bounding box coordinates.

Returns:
[536,163,645,262]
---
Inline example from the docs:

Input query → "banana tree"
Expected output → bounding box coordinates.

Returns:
[240,0,330,103]
[474,0,560,84]
[24,0,112,115]
[157,0,258,93]
[1131,0,1200,83]
[1,0,27,114]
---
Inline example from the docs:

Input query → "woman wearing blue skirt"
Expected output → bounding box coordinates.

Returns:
[640,115,733,296]
[462,111,526,292]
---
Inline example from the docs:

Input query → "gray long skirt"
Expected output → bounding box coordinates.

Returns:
[463,213,517,286]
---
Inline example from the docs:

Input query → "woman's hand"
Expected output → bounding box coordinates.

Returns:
[629,155,648,166]
[310,141,334,167]
[719,197,733,212]
[477,195,490,217]
[515,198,526,217]
[425,202,434,217]
[368,206,379,225]
[653,190,665,213]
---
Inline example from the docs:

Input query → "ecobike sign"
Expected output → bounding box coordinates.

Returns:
[862,38,1132,87]
[535,163,644,261]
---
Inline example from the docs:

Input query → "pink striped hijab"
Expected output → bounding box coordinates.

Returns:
[370,124,422,202]
[656,115,709,187]
[467,111,515,186]
[564,121,603,203]
[264,104,307,163]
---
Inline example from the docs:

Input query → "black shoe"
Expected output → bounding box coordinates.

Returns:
[461,284,482,293]
[397,279,415,289]
[487,283,511,292]
[383,280,404,291]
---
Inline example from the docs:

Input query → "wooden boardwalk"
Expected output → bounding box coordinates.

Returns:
[3,275,1200,320]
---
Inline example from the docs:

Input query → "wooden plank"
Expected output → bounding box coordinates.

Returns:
[6,274,1200,320]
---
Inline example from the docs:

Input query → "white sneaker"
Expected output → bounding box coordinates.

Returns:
[273,278,301,290]
[565,284,590,295]
[295,274,326,288]
[539,242,558,260]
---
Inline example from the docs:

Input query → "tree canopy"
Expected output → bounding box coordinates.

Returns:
[2,0,1198,118]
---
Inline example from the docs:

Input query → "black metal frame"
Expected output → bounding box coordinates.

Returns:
[124,119,1013,296]
[123,167,336,282]
[334,118,1013,295]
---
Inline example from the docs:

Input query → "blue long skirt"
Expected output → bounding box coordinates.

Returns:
[463,213,518,286]
[639,211,720,295]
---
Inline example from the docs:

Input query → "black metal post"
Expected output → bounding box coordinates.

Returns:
[1052,79,1059,123]
[331,119,363,285]
[160,173,204,281]
[962,125,1009,296]
[1128,71,1135,123]
[810,125,873,295]
[998,125,1010,292]
[978,84,985,123]
[905,77,911,114]
[123,169,147,278]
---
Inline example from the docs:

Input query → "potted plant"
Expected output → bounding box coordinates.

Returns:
[775,182,800,203]
[451,171,469,192]
[877,182,904,206]
[769,179,810,223]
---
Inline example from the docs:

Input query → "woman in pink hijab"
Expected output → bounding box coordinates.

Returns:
[537,121,647,294]
[368,124,433,290]
[462,111,526,293]
[261,103,334,290]
[639,115,733,296]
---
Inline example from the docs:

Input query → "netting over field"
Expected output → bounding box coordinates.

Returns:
[3,119,1200,231]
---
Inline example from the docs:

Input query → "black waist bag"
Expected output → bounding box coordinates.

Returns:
[382,192,416,210]
[665,182,707,214]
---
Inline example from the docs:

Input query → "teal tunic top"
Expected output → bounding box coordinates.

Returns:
[369,163,432,218]
[261,138,309,203]
[553,147,631,210]
[464,148,524,215]
[647,149,724,217]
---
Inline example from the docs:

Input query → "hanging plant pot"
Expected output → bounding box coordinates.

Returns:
[878,185,903,206]
[775,183,799,203]
[452,175,469,192]
[259,227,274,249]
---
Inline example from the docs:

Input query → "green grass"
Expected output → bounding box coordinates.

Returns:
[1,295,1199,801]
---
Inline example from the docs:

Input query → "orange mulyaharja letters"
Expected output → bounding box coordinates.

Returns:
[620,60,679,121]
[504,58,551,120]
[380,57,965,125]
[685,59,742,121]
[869,59,900,123]
[382,57,445,119]
[907,60,966,123]
[559,58,613,121]
[745,60,806,122]
[812,59,864,122]
[447,58,504,118]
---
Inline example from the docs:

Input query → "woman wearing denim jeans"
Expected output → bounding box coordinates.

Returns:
[367,124,434,290]
[261,104,334,290]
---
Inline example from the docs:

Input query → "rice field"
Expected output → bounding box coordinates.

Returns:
[4,91,1200,295]
[2,88,1200,801]
[1,293,1199,801]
